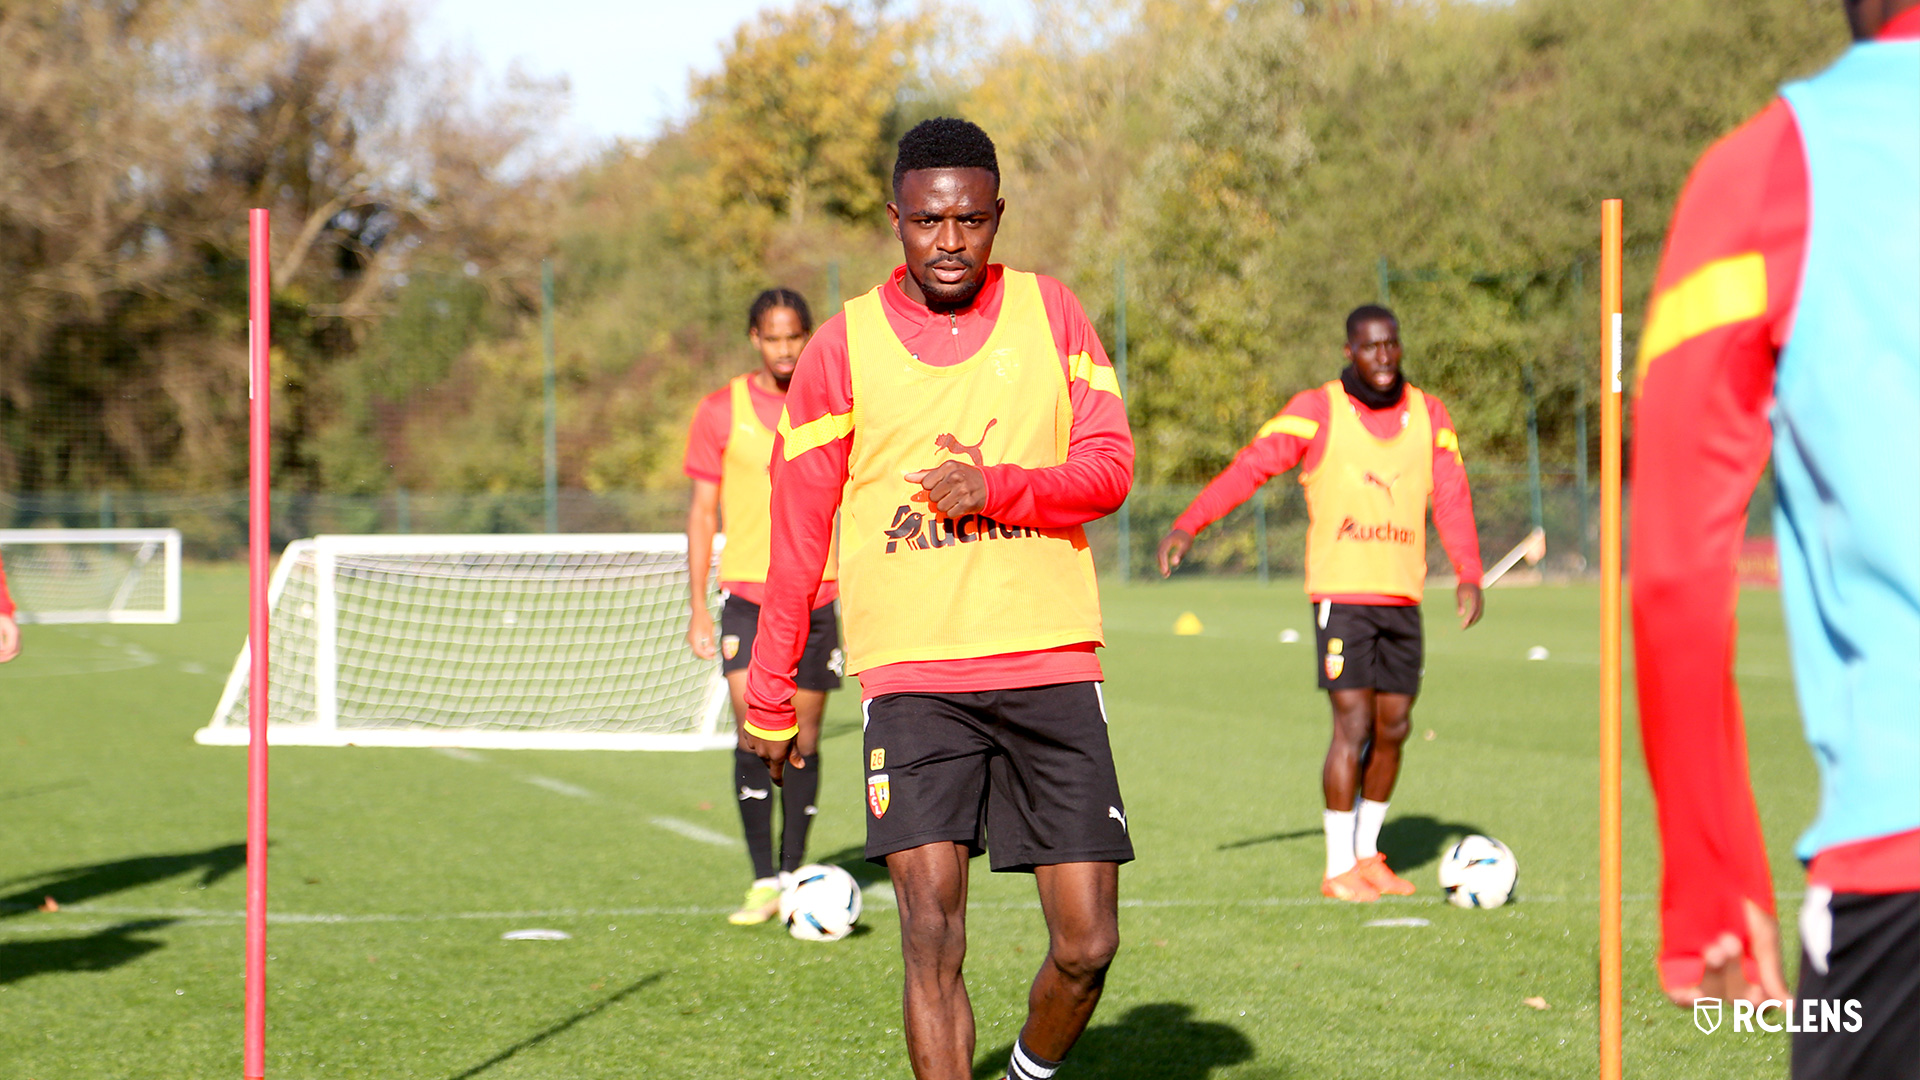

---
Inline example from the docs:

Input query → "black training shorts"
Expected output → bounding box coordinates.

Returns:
[1312,601,1423,696]
[861,682,1134,873]
[718,595,843,692]
[1792,889,1919,1080]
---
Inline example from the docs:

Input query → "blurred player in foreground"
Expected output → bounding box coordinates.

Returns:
[1630,1,1918,1076]
[0,553,17,662]
[743,118,1134,1080]
[685,289,843,926]
[1157,306,1483,902]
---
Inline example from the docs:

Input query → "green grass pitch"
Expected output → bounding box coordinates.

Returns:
[1,565,1815,1078]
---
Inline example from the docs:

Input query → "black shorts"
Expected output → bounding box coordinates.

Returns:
[861,682,1134,873]
[1313,601,1423,696]
[719,595,843,692]
[1792,889,1919,1080]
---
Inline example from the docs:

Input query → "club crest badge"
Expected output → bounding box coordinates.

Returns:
[721,635,740,660]
[867,773,891,819]
[870,748,885,770]
[1693,997,1722,1035]
[1324,637,1345,681]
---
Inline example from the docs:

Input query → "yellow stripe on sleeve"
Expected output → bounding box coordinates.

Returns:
[1255,413,1319,441]
[743,720,798,742]
[1435,427,1463,465]
[1067,352,1123,398]
[777,409,854,461]
[1637,252,1768,376]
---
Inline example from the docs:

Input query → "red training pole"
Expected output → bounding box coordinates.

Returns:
[244,208,272,1080]
[1597,198,1624,1080]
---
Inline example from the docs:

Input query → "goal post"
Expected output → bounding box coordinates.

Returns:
[196,533,735,751]
[0,528,182,624]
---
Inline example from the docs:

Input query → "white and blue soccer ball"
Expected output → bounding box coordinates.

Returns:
[779,864,863,942]
[1438,835,1518,909]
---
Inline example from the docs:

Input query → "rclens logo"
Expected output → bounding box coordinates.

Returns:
[884,505,1041,553]
[1691,997,1865,1035]
[1334,516,1416,545]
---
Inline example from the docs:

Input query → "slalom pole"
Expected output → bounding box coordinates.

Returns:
[1597,198,1624,1080]
[245,209,272,1080]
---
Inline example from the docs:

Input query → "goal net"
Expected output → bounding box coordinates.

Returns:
[0,528,182,624]
[196,534,733,750]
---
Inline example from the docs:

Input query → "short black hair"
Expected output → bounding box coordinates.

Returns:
[1345,304,1398,341]
[747,288,812,335]
[892,117,1000,196]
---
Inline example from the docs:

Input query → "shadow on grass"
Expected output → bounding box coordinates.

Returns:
[444,971,667,1079]
[1216,828,1320,851]
[973,1003,1267,1079]
[1378,815,1485,874]
[0,918,176,984]
[812,843,889,888]
[0,842,246,917]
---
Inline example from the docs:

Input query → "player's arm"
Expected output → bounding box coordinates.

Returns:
[742,318,852,780]
[1630,101,1805,1007]
[1157,391,1323,576]
[1425,397,1484,628]
[685,479,721,659]
[0,554,16,663]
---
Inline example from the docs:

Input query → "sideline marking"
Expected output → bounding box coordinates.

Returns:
[649,816,740,848]
[524,775,595,799]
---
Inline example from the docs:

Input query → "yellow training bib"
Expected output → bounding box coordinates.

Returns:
[1302,381,1433,600]
[719,374,835,584]
[836,271,1103,672]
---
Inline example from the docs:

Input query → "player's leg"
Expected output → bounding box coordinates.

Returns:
[779,602,842,872]
[1354,605,1423,895]
[890,841,977,1080]
[1791,889,1920,1080]
[720,598,780,924]
[1013,861,1120,1079]
[1316,602,1383,901]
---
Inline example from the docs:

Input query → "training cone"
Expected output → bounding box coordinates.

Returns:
[1173,612,1204,636]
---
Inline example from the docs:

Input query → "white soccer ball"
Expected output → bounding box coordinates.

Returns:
[1438,835,1518,909]
[779,864,863,942]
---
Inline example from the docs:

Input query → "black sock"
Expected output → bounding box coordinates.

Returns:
[734,748,776,881]
[1008,1038,1061,1080]
[779,753,821,873]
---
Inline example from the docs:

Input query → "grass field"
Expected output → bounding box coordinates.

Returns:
[0,564,1817,1078]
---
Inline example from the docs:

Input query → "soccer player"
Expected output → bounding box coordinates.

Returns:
[742,118,1133,1080]
[0,554,17,663]
[684,288,843,926]
[1630,2,1917,1075]
[1156,306,1484,903]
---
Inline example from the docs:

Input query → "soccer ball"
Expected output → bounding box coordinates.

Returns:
[779,864,863,942]
[1438,835,1518,909]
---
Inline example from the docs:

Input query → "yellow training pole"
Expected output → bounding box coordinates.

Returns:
[1598,198,1624,1080]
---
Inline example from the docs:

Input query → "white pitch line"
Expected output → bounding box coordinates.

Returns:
[523,775,596,799]
[649,816,741,848]
[434,747,488,763]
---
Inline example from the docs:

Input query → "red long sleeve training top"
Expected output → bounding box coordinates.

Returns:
[1630,8,1920,993]
[0,554,13,618]
[1171,387,1483,600]
[744,265,1134,735]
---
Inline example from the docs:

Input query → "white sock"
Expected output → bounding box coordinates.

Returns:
[1008,1039,1060,1080]
[1324,809,1357,877]
[1355,799,1390,859]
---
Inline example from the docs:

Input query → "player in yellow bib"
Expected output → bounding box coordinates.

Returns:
[684,289,842,926]
[1158,306,1485,903]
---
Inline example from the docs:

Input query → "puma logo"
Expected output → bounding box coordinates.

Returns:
[738,786,769,801]
[1108,806,1129,834]
[933,418,997,469]
[1363,471,1399,503]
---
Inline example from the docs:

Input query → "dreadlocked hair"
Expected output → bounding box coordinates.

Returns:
[892,117,1000,195]
[747,288,813,335]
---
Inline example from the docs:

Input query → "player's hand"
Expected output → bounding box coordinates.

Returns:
[739,726,805,786]
[903,461,986,518]
[1157,530,1194,578]
[1663,898,1790,1008]
[0,614,18,663]
[1456,582,1484,630]
[686,607,717,660]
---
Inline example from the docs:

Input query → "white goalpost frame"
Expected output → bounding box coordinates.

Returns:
[0,528,182,624]
[197,532,735,751]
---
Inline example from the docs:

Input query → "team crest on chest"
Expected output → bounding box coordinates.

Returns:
[867,773,891,818]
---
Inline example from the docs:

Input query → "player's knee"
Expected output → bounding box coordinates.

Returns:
[897,904,966,964]
[1050,926,1119,983]
[1376,714,1411,745]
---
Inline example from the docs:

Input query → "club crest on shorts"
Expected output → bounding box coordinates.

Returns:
[866,773,891,818]
[870,748,885,770]
[1325,636,1344,680]
[721,635,741,660]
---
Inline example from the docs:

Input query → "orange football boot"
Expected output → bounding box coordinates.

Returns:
[1320,866,1380,903]
[1356,854,1416,896]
